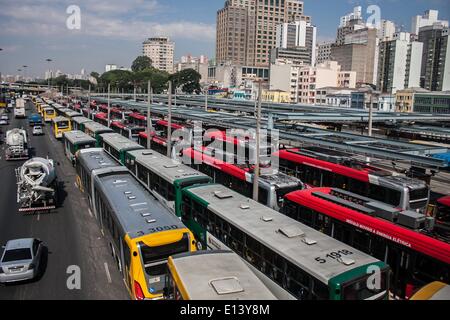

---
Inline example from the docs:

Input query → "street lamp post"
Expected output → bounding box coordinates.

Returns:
[147,80,153,150]
[252,80,262,202]
[107,83,111,128]
[167,81,172,158]
[45,59,52,90]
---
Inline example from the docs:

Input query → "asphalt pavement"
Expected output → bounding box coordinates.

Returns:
[0,101,129,300]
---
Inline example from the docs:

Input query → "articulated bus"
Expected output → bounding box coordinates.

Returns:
[75,148,197,300]
[165,251,277,300]
[83,121,113,146]
[43,107,56,123]
[111,121,146,142]
[182,146,304,211]
[282,187,450,299]
[72,116,93,132]
[410,282,450,300]
[99,132,144,164]
[63,130,96,164]
[180,183,391,300]
[274,147,430,211]
[124,149,212,216]
[52,116,72,139]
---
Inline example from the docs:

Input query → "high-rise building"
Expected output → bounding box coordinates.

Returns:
[377,32,423,94]
[411,10,449,35]
[316,42,333,65]
[336,6,365,45]
[331,27,378,85]
[418,25,450,91]
[271,20,316,66]
[143,37,175,73]
[378,20,396,41]
[216,0,310,67]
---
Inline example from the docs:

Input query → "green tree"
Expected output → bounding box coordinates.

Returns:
[133,68,170,94]
[169,69,201,94]
[131,56,152,72]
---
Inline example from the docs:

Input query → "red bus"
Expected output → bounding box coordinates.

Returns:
[283,187,450,299]
[435,196,450,234]
[181,146,303,211]
[111,121,145,142]
[94,112,109,127]
[274,147,430,211]
[138,132,168,156]
[203,130,273,165]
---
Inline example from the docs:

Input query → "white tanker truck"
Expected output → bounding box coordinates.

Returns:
[15,157,57,213]
[5,128,29,160]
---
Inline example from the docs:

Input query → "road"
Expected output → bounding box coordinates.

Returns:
[0,101,129,300]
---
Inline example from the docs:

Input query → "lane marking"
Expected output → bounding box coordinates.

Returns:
[104,262,112,284]
[88,208,93,217]
[37,213,40,221]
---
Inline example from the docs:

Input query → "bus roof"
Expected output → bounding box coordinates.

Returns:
[437,196,450,207]
[284,188,450,264]
[64,130,96,145]
[184,184,381,284]
[169,251,277,300]
[100,133,144,153]
[72,116,93,125]
[127,149,210,184]
[52,116,69,123]
[76,148,120,172]
[84,121,113,134]
[94,172,185,239]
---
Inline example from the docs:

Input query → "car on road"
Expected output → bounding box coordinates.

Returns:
[0,238,44,284]
[32,126,44,136]
[0,114,9,121]
[0,119,7,126]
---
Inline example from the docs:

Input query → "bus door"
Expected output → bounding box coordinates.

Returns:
[386,244,410,298]
[121,239,133,293]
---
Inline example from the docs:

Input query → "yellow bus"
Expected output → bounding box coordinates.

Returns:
[75,148,197,300]
[410,282,450,300]
[165,251,277,300]
[43,107,56,122]
[52,116,72,139]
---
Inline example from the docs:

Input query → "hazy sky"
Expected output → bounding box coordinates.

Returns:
[0,0,449,78]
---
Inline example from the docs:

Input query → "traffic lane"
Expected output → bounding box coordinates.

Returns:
[0,102,128,300]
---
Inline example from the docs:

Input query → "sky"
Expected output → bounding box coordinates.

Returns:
[0,0,449,78]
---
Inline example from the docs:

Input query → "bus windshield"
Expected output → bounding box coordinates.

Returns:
[139,233,189,276]
[342,269,388,300]
[57,121,69,129]
[409,187,429,210]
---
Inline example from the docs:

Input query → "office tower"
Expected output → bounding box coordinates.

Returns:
[377,32,423,94]
[216,0,310,67]
[412,10,449,35]
[143,37,175,73]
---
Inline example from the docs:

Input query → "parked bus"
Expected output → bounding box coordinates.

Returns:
[138,132,172,156]
[75,148,197,300]
[182,146,304,211]
[434,196,450,234]
[111,121,145,142]
[180,183,390,300]
[43,107,56,123]
[83,121,113,146]
[165,251,277,300]
[274,147,430,211]
[99,132,144,165]
[63,130,96,164]
[124,149,212,215]
[52,116,72,139]
[94,112,110,127]
[282,187,450,299]
[72,116,93,132]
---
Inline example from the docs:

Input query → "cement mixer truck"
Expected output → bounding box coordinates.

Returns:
[15,157,58,213]
[5,128,29,160]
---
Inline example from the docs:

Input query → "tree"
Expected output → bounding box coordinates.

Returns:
[131,56,152,72]
[169,69,201,94]
[133,68,170,94]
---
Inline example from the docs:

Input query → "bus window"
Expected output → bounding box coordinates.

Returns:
[342,270,388,300]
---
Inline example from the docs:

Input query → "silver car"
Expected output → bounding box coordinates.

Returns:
[0,238,44,284]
